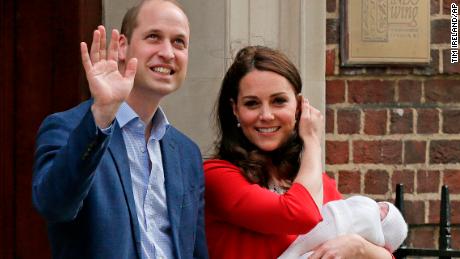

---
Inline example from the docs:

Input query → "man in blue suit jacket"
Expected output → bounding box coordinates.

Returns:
[32,0,208,258]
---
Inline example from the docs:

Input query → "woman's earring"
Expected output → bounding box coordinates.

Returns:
[237,122,241,128]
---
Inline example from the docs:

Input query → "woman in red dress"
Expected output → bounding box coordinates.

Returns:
[204,46,392,259]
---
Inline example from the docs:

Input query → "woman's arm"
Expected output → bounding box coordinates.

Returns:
[294,97,324,209]
[205,160,323,234]
[309,234,393,259]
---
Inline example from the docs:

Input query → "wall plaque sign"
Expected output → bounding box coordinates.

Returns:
[342,0,430,65]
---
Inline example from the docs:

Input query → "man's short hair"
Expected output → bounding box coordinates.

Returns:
[120,0,185,42]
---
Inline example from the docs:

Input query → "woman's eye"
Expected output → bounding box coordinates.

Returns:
[243,100,259,108]
[273,97,287,105]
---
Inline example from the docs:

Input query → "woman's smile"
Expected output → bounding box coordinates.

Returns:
[232,69,298,152]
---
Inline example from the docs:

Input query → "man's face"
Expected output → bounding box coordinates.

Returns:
[121,0,190,98]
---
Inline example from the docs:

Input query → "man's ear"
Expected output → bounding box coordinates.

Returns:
[118,34,128,61]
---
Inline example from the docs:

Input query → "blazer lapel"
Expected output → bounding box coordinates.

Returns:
[108,124,142,254]
[161,128,184,254]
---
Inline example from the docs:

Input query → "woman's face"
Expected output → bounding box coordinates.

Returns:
[232,69,298,152]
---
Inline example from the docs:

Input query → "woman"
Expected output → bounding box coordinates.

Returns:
[204,46,393,259]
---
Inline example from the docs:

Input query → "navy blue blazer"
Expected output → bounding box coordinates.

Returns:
[32,101,208,259]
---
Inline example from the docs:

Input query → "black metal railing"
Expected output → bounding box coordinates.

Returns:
[393,184,460,259]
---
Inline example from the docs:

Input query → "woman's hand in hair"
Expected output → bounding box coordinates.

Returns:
[298,96,323,147]
[294,96,324,208]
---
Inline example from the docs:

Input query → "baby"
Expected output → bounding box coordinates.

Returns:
[279,196,408,259]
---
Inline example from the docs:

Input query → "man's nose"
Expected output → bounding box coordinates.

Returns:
[158,41,174,61]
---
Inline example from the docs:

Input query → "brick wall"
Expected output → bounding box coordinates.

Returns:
[325,0,460,249]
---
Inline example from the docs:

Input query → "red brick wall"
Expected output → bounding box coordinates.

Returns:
[325,0,460,249]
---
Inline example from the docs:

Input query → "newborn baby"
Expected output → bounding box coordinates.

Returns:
[279,196,408,259]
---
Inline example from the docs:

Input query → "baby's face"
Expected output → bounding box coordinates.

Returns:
[378,202,389,221]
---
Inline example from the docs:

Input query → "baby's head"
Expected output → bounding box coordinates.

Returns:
[377,201,408,252]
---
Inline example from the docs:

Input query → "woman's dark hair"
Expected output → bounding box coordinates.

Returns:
[213,45,303,187]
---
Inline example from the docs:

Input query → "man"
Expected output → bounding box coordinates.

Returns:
[32,0,208,258]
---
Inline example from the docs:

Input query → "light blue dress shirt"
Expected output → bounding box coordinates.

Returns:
[116,102,174,259]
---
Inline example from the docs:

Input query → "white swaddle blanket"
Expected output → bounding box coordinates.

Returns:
[278,196,407,259]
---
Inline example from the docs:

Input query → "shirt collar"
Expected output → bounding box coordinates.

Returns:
[116,102,170,140]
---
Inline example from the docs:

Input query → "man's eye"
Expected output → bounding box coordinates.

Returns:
[174,39,186,48]
[147,34,159,40]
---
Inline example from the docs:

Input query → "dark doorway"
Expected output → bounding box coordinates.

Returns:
[0,0,101,258]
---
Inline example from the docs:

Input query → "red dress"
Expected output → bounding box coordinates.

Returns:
[204,159,342,259]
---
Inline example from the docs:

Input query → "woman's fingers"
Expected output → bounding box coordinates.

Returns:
[298,96,324,141]
[300,96,313,119]
[304,97,311,118]
[301,97,323,122]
